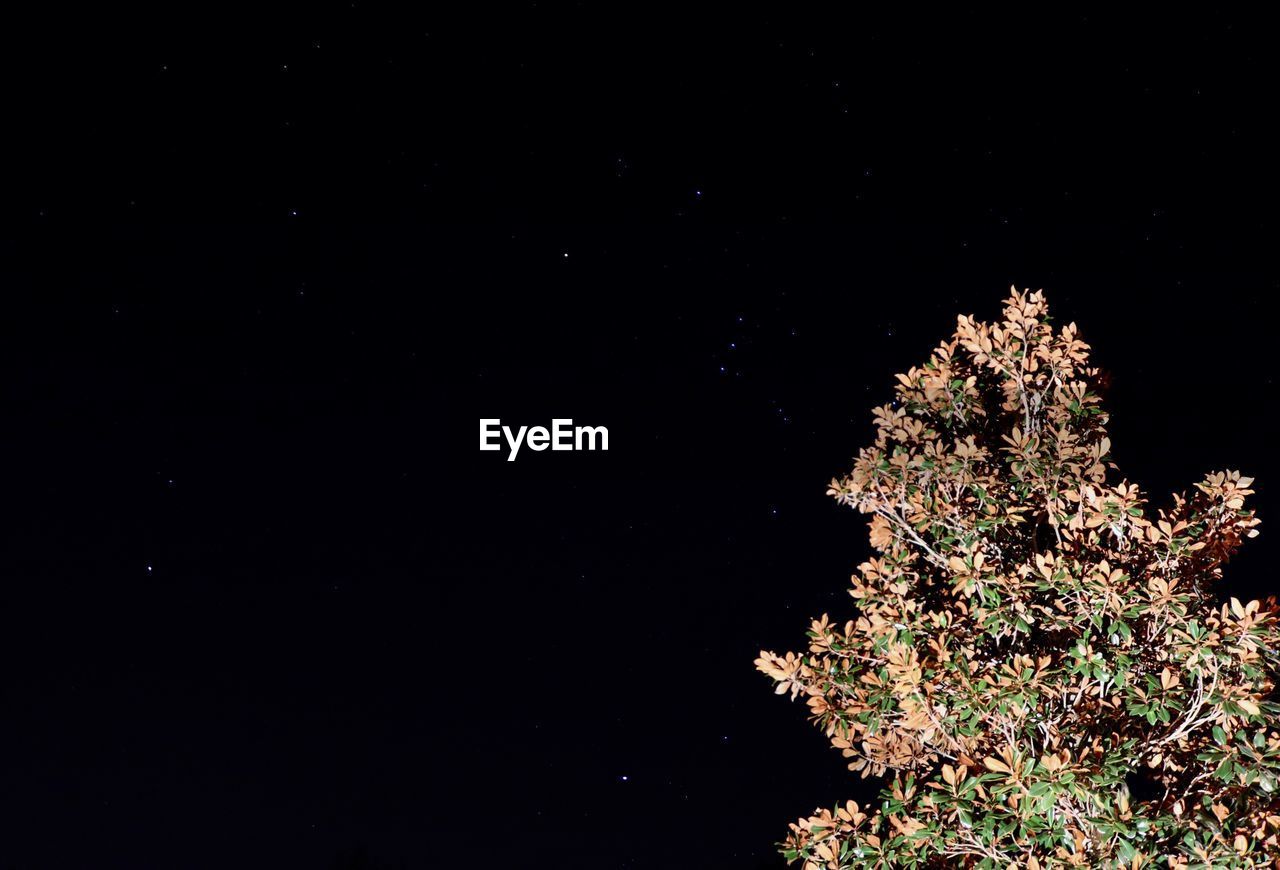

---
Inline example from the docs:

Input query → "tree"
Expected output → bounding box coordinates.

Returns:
[756,289,1272,868]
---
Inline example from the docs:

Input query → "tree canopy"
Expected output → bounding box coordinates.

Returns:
[757,289,1271,868]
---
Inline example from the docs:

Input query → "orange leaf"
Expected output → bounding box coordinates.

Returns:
[983,756,1012,774]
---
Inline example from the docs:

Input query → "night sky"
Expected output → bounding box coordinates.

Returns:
[1,7,1278,869]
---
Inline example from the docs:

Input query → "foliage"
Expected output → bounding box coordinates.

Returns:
[756,289,1272,868]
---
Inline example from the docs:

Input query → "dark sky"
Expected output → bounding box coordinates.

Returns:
[1,6,1277,869]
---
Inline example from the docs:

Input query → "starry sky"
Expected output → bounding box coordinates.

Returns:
[1,6,1278,869]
